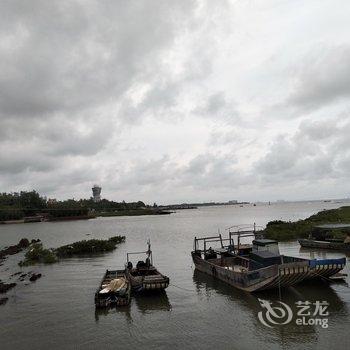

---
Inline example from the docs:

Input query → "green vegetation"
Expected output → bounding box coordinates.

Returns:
[18,236,125,266]
[99,208,171,217]
[55,236,125,257]
[0,190,164,222]
[19,243,57,266]
[264,206,350,241]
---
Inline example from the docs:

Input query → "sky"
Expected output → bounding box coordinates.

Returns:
[1,0,350,204]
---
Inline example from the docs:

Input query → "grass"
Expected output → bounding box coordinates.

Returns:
[263,206,350,241]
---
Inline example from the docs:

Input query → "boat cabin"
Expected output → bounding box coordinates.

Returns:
[252,239,280,254]
[310,224,350,242]
[250,239,282,267]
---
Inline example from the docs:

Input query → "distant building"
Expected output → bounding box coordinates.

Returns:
[47,198,57,204]
[228,200,238,204]
[92,185,102,203]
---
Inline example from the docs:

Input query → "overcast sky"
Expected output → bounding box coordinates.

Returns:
[1,0,350,204]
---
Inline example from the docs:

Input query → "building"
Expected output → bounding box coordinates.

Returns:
[47,198,57,204]
[92,185,102,203]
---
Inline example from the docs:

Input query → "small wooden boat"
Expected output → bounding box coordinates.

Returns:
[299,238,350,251]
[192,226,346,292]
[299,223,350,251]
[95,269,131,308]
[125,240,169,292]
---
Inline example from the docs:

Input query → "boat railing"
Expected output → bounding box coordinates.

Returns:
[309,257,346,268]
[226,224,264,253]
[126,240,153,266]
[193,234,233,252]
[193,224,266,256]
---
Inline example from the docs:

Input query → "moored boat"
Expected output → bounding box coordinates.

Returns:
[95,269,131,308]
[191,227,346,292]
[299,224,350,251]
[125,240,169,292]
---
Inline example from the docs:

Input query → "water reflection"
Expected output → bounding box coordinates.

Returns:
[133,291,172,314]
[94,291,171,322]
[193,269,348,345]
[299,246,350,259]
[94,304,132,323]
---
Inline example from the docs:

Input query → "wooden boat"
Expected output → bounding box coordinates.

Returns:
[191,226,346,292]
[299,238,350,251]
[125,241,169,292]
[95,269,131,308]
[299,224,350,251]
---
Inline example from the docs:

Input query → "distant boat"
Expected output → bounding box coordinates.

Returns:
[24,215,43,223]
[125,240,169,292]
[191,226,346,292]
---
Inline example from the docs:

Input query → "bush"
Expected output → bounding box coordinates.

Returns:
[17,236,126,265]
[55,236,126,257]
[19,243,57,266]
[263,206,350,241]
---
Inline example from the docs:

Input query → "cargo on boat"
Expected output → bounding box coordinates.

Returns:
[95,269,131,308]
[191,225,346,292]
[125,240,169,292]
[299,224,350,251]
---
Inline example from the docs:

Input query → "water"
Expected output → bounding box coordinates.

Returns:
[1,202,350,350]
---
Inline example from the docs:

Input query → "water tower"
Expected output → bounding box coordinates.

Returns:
[92,184,102,203]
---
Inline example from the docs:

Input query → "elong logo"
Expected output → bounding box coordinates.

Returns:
[257,298,329,329]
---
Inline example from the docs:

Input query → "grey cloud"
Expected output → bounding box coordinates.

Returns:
[286,46,350,112]
[193,92,239,123]
[0,0,198,119]
[2,1,350,203]
[0,0,205,193]
[254,117,350,185]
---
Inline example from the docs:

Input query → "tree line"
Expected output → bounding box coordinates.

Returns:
[0,191,147,221]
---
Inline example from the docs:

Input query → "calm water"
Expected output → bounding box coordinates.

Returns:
[1,202,350,350]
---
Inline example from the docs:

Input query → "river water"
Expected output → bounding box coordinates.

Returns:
[0,201,350,350]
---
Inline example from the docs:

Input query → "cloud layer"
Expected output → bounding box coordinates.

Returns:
[1,0,350,203]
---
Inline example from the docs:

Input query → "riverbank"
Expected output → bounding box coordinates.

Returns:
[0,210,171,225]
[264,206,350,241]
[98,208,172,217]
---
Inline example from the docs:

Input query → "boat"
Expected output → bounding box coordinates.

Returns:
[191,226,346,292]
[95,269,131,308]
[125,240,169,292]
[299,224,350,251]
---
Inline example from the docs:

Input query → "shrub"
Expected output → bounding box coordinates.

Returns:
[19,243,57,266]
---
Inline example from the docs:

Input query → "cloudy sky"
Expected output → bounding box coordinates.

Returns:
[1,0,350,204]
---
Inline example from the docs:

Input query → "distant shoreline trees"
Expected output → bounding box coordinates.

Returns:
[0,190,147,221]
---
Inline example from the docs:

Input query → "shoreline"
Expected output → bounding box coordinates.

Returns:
[0,210,172,225]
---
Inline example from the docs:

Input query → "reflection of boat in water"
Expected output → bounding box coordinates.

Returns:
[299,224,350,251]
[94,270,131,308]
[193,269,348,342]
[134,290,172,314]
[125,240,169,292]
[191,226,346,292]
[94,303,132,323]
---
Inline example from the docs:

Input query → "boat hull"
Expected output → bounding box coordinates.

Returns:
[299,239,350,251]
[191,253,346,292]
[95,270,131,308]
[125,269,169,293]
